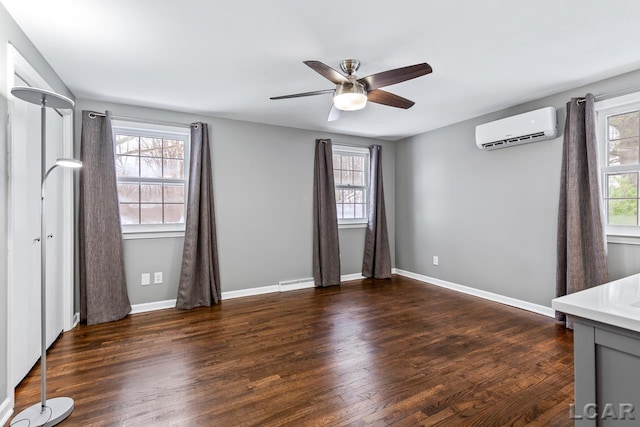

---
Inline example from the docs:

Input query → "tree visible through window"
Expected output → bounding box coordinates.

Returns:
[113,122,189,232]
[333,146,369,224]
[604,111,640,226]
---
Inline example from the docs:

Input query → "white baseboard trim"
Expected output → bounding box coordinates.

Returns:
[223,273,367,299]
[279,280,315,292]
[0,395,13,426]
[341,273,366,282]
[128,273,370,313]
[392,268,555,318]
[130,299,177,314]
[222,285,280,300]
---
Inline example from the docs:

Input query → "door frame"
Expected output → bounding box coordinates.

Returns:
[5,43,75,407]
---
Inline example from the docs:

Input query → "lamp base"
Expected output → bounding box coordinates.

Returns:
[10,397,74,427]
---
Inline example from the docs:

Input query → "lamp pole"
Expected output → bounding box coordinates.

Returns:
[40,94,48,412]
[40,161,57,410]
[10,86,81,427]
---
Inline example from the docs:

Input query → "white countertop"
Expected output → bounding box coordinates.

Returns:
[552,273,640,333]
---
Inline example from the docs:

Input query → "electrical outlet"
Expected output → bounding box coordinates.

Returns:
[154,272,163,284]
[433,256,439,266]
[141,273,151,286]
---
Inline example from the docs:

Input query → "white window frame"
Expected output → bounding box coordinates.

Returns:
[112,119,190,239]
[596,91,640,243]
[332,144,370,228]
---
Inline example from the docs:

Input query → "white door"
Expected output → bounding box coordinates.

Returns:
[9,74,66,387]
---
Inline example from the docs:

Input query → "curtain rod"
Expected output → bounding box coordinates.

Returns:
[330,141,379,149]
[87,111,193,128]
[577,84,640,104]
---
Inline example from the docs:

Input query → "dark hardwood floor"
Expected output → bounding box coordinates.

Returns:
[9,276,574,426]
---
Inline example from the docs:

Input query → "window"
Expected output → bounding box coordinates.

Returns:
[333,145,369,226]
[596,92,640,239]
[112,120,190,236]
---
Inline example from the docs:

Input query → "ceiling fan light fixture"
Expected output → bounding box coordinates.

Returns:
[333,82,367,111]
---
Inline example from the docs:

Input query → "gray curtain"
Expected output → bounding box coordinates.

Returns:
[79,111,131,325]
[362,145,392,279]
[176,123,221,309]
[313,138,341,287]
[556,94,608,326]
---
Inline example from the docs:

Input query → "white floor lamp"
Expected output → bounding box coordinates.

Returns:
[10,86,82,427]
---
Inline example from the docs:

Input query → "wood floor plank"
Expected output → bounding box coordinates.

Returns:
[8,276,574,426]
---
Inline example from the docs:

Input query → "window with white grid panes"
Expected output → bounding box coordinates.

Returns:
[596,92,640,238]
[112,121,190,234]
[332,146,369,225]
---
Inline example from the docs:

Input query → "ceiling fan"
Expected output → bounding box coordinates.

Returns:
[270,59,432,121]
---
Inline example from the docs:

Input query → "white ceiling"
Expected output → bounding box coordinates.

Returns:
[4,0,640,140]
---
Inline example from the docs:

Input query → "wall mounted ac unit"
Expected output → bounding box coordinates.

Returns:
[475,106,557,150]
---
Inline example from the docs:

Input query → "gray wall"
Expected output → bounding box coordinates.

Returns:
[395,68,640,308]
[74,99,395,304]
[0,1,73,410]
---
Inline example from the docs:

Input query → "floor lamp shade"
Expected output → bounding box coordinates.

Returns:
[10,87,80,427]
[11,86,74,109]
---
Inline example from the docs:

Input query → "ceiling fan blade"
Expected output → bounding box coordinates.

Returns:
[304,61,349,84]
[328,104,342,122]
[270,89,335,100]
[359,63,432,91]
[367,89,415,109]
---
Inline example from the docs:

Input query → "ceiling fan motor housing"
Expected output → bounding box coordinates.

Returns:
[340,59,360,75]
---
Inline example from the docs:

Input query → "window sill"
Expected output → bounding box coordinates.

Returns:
[338,222,367,229]
[123,230,185,240]
[607,234,640,246]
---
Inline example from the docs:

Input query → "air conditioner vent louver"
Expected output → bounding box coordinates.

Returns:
[476,107,557,150]
[481,131,547,149]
